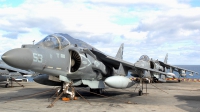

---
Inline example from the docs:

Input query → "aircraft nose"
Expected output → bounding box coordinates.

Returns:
[1,48,33,69]
[134,62,144,67]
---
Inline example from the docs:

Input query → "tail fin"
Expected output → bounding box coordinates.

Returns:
[164,53,168,64]
[115,43,124,60]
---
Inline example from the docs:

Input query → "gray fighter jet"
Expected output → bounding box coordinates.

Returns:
[130,54,198,83]
[1,33,198,97]
[0,60,32,87]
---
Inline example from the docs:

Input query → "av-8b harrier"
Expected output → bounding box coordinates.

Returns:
[0,60,32,87]
[130,54,198,83]
[1,33,198,98]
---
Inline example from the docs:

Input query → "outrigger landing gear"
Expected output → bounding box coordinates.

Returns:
[138,78,143,96]
[5,83,9,88]
[5,78,10,88]
[139,90,143,96]
[138,77,149,96]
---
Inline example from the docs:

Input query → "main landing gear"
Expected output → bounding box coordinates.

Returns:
[90,88,103,94]
[138,78,148,96]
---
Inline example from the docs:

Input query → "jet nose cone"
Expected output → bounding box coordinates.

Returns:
[1,48,33,69]
[134,62,144,68]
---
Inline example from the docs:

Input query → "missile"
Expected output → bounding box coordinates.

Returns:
[105,76,135,89]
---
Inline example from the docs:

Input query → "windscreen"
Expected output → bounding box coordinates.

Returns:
[36,34,70,49]
[139,55,150,61]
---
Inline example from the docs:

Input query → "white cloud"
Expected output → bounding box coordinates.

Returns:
[89,0,190,8]
[0,29,45,55]
[0,0,200,65]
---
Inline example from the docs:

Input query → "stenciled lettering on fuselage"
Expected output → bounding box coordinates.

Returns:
[33,53,43,63]
[33,53,66,63]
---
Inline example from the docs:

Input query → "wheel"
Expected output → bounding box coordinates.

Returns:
[97,89,103,94]
[139,90,143,96]
[70,91,75,100]
[69,87,75,100]
[90,88,94,93]
[5,84,9,88]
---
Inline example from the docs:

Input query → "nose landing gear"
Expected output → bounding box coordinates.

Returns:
[62,82,75,100]
[48,81,76,108]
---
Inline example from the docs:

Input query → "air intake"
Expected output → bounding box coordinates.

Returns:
[70,51,81,72]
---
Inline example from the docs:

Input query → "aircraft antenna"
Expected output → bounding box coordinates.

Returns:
[32,40,35,45]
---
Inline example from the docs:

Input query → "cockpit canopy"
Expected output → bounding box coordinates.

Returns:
[139,55,150,61]
[36,34,70,49]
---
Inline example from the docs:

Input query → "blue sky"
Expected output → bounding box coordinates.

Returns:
[0,0,24,7]
[190,0,200,7]
[0,0,200,65]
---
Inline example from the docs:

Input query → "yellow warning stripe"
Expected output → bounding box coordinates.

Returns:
[130,78,137,81]
[168,78,178,81]
[167,78,200,82]
[130,77,200,82]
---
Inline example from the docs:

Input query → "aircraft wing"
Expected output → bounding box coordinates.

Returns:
[159,61,198,75]
[89,49,198,77]
[91,50,120,68]
[91,50,169,75]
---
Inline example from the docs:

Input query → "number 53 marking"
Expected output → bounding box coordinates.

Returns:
[33,53,43,63]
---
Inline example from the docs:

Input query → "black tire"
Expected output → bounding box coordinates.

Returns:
[97,89,103,94]
[5,84,8,88]
[69,87,75,100]
[90,88,95,93]
[139,90,143,96]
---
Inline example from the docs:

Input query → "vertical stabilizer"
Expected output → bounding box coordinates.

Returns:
[115,43,124,60]
[164,53,168,64]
